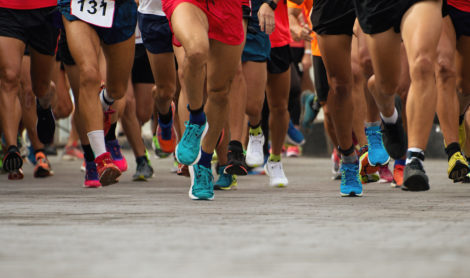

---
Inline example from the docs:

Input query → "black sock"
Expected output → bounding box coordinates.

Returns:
[34,148,45,155]
[249,121,261,129]
[158,107,173,125]
[136,155,147,165]
[105,123,117,141]
[445,142,461,161]
[82,144,95,162]
[228,140,243,152]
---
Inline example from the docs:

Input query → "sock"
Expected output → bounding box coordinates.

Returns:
[158,106,173,125]
[269,153,281,162]
[34,149,45,155]
[459,114,465,125]
[136,155,147,165]
[87,130,107,158]
[228,140,243,152]
[445,142,460,161]
[406,147,424,165]
[364,120,381,128]
[380,108,398,124]
[249,123,262,136]
[82,144,95,162]
[188,104,206,125]
[105,123,117,142]
[7,145,19,153]
[342,153,358,164]
[198,149,213,168]
[394,159,406,166]
[100,87,114,110]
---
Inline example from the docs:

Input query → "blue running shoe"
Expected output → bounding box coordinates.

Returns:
[189,164,214,200]
[301,93,321,129]
[286,120,305,146]
[214,165,237,190]
[176,121,208,165]
[365,125,390,166]
[340,162,363,197]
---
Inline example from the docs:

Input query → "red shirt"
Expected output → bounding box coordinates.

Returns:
[0,0,56,9]
[269,0,291,48]
[448,0,470,12]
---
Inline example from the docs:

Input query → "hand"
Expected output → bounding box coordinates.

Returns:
[258,3,275,35]
[297,23,312,41]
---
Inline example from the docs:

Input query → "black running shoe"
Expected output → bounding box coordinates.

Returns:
[37,100,56,145]
[402,158,429,191]
[382,116,407,160]
[3,146,23,173]
[225,148,248,176]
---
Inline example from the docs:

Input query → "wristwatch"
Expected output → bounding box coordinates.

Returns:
[263,0,277,10]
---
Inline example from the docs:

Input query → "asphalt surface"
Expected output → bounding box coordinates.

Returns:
[1,151,470,278]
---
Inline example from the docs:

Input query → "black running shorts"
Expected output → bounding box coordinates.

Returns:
[132,44,155,84]
[313,55,329,103]
[267,45,292,74]
[448,4,470,38]
[311,0,355,35]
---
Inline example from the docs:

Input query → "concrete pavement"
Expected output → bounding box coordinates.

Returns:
[1,151,470,278]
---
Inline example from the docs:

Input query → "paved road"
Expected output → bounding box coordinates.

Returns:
[1,151,470,278]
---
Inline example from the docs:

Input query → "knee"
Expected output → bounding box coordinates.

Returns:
[155,82,176,103]
[410,55,435,82]
[329,77,351,96]
[79,66,101,92]
[1,68,20,91]
[185,43,209,68]
[32,79,52,98]
[208,86,230,106]
[436,57,456,83]
[372,75,398,96]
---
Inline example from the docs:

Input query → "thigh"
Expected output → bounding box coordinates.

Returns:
[316,34,352,85]
[102,36,136,93]
[29,48,56,97]
[267,68,291,108]
[170,3,209,51]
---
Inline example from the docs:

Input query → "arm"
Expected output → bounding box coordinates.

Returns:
[288,6,312,41]
[258,0,278,35]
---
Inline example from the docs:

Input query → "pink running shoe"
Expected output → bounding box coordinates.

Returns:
[286,146,301,157]
[83,160,102,188]
[105,139,128,172]
[379,165,393,183]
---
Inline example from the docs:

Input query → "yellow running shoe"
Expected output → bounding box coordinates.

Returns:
[448,151,469,182]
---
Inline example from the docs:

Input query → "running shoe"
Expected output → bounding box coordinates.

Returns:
[360,173,380,184]
[62,144,84,161]
[36,100,55,145]
[248,165,266,175]
[391,162,405,187]
[382,116,407,160]
[358,145,379,176]
[447,151,469,182]
[286,145,301,157]
[84,161,101,188]
[132,159,154,181]
[95,152,121,186]
[3,146,23,177]
[171,159,179,173]
[26,145,36,165]
[402,158,429,191]
[177,163,190,177]
[340,162,363,197]
[462,173,470,183]
[34,151,53,178]
[378,165,393,183]
[365,125,390,166]
[286,120,306,146]
[80,161,86,172]
[44,144,57,156]
[214,165,237,190]
[301,92,321,128]
[189,164,214,200]
[152,135,171,158]
[105,139,128,172]
[246,133,265,167]
[264,160,288,187]
[157,102,177,153]
[225,146,248,176]
[8,168,24,180]
[175,121,208,165]
[331,148,341,180]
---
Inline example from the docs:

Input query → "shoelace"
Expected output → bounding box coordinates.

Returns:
[194,166,213,192]
[366,129,383,149]
[183,122,204,146]
[342,165,359,186]
[269,162,285,178]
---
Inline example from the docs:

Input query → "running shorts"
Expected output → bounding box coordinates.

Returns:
[58,0,137,45]
[311,0,355,35]
[138,12,173,54]
[448,4,470,38]
[267,45,292,74]
[0,7,59,56]
[313,55,329,103]
[132,44,155,84]
[242,0,271,62]
[162,0,244,46]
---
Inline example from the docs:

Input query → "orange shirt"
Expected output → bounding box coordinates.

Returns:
[287,0,320,56]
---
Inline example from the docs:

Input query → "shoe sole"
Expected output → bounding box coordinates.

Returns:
[449,161,469,182]
[175,123,208,166]
[340,192,363,197]
[368,155,391,167]
[34,166,52,178]
[224,164,248,176]
[100,167,121,186]
[83,184,102,188]
[8,170,24,180]
[402,174,429,191]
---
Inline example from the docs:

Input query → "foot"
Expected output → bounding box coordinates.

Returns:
[264,160,288,187]
[340,162,363,197]
[152,135,171,158]
[286,120,305,146]
[378,165,393,183]
[175,121,208,165]
[157,102,177,154]
[105,139,128,172]
[36,100,56,145]
[34,151,53,178]
[301,93,320,128]
[95,152,121,186]
[225,146,248,176]
[214,165,237,190]
[286,145,301,157]
[365,126,390,166]
[189,164,214,200]
[391,161,405,188]
[3,146,23,179]
[62,145,84,161]
[84,160,101,188]
[447,151,469,182]
[402,158,429,191]
[133,158,154,181]
[358,145,379,177]
[381,116,407,160]
[246,133,265,167]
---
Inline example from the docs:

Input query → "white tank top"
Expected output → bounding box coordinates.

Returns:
[138,0,165,16]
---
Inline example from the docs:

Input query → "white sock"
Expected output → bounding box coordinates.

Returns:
[406,147,424,165]
[380,108,398,124]
[87,130,107,158]
[100,88,114,111]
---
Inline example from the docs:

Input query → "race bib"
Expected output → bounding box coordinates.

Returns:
[71,0,115,28]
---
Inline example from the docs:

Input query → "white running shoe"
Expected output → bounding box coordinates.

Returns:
[264,160,288,187]
[246,133,265,167]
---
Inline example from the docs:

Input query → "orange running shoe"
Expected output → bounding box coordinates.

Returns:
[391,160,405,187]
[95,152,121,186]
[157,102,177,153]
[358,146,379,176]
[34,151,53,178]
